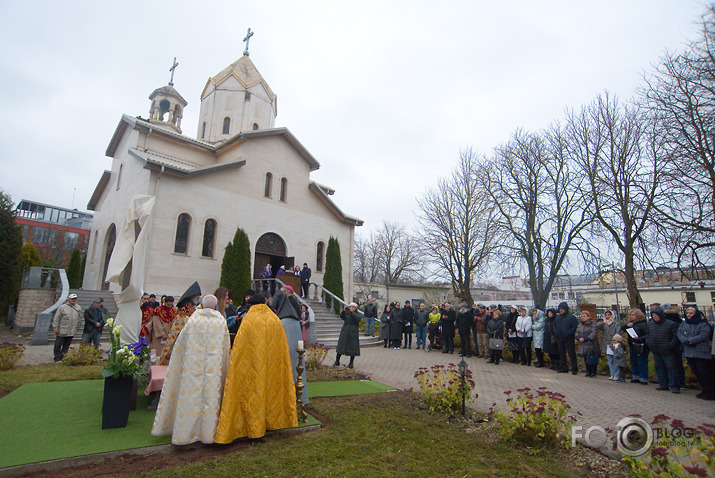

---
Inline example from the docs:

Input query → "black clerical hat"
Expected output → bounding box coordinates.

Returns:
[177,281,201,308]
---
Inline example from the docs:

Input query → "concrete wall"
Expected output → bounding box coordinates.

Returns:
[582,287,715,311]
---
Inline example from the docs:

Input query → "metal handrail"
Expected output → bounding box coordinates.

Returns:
[309,282,364,318]
[250,277,316,322]
[31,268,70,345]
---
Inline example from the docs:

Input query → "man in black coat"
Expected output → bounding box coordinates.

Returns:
[389,302,404,349]
[363,299,378,337]
[456,304,473,357]
[662,303,686,388]
[82,298,105,349]
[648,307,681,392]
[402,300,415,349]
[553,302,579,374]
[300,263,312,298]
[440,303,456,354]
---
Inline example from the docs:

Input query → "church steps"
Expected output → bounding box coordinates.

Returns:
[46,289,119,342]
[304,299,382,347]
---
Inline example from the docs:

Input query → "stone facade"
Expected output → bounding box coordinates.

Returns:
[15,288,56,331]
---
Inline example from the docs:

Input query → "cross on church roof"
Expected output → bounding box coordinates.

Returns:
[243,28,254,56]
[169,57,179,86]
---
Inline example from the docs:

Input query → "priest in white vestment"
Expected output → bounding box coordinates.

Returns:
[151,294,230,445]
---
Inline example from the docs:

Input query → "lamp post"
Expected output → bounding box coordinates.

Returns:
[458,359,468,418]
[610,264,621,320]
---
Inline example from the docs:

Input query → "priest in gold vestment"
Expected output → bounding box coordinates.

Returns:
[214,294,298,443]
[151,294,230,445]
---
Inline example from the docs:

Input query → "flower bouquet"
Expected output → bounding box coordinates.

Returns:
[101,318,150,429]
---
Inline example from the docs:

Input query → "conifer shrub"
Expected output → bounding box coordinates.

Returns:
[323,236,344,314]
[67,248,82,288]
[20,241,42,272]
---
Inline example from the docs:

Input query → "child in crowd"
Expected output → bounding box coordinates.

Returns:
[611,334,627,382]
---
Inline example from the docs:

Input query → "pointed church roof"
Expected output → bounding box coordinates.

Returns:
[200,55,276,102]
[149,84,187,106]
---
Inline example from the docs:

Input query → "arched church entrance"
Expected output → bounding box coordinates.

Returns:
[254,232,296,286]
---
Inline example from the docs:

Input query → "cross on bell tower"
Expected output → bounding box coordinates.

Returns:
[168,57,179,86]
[243,28,254,56]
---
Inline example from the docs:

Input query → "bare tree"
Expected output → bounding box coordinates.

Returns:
[643,7,715,277]
[353,220,424,303]
[416,148,500,305]
[484,127,594,310]
[376,221,423,284]
[353,233,382,304]
[568,93,663,307]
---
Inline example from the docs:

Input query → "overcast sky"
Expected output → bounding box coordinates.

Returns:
[0,1,708,240]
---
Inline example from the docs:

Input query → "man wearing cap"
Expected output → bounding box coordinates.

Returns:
[402,300,414,349]
[82,298,106,349]
[52,293,82,362]
[473,304,489,358]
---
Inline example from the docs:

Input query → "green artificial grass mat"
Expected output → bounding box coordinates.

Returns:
[309,380,395,397]
[0,380,170,468]
[0,379,392,468]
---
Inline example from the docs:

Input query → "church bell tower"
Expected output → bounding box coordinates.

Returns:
[148,58,188,134]
[196,29,277,143]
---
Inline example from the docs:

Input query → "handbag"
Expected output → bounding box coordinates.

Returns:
[489,338,504,350]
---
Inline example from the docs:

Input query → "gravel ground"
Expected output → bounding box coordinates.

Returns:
[0,325,109,366]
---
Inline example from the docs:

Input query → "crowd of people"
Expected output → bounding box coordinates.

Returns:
[366,299,715,401]
[258,262,312,298]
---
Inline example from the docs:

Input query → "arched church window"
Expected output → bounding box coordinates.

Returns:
[174,213,191,254]
[316,241,324,272]
[202,219,217,258]
[253,123,259,130]
[264,173,273,198]
[280,177,287,202]
[201,122,206,139]
[222,117,231,134]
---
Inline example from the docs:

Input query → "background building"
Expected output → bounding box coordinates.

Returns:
[14,199,92,267]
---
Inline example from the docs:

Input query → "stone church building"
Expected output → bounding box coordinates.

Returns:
[82,51,362,298]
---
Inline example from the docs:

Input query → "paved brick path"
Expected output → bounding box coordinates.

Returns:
[330,346,715,434]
